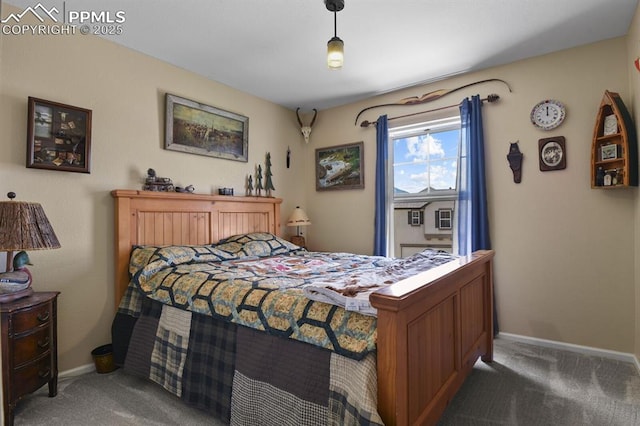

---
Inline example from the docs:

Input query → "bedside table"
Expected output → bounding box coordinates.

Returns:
[1,291,59,426]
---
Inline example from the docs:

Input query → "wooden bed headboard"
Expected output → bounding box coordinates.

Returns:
[111,189,282,306]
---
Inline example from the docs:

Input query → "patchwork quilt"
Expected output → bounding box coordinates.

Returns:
[113,233,458,424]
[125,233,457,358]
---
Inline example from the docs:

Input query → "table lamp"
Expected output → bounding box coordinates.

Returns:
[0,192,60,302]
[286,206,311,248]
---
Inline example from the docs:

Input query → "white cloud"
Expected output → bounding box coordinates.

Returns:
[406,134,445,160]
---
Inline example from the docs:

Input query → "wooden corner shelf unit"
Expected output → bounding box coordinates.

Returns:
[591,90,638,188]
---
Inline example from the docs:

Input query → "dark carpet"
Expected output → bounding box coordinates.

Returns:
[438,338,640,425]
[14,338,640,425]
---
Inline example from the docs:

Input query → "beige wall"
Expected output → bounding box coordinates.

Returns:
[310,37,636,354]
[1,2,639,375]
[0,5,307,371]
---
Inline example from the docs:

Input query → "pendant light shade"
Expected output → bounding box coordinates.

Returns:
[325,0,345,70]
[327,36,344,69]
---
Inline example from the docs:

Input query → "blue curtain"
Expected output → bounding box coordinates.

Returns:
[374,115,388,256]
[458,95,497,334]
[457,95,491,254]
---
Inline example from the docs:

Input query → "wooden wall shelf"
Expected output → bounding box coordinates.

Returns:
[590,90,638,188]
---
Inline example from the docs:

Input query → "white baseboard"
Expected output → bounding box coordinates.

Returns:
[59,363,95,379]
[497,332,640,374]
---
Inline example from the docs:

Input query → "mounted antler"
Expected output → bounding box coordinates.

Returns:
[296,108,318,143]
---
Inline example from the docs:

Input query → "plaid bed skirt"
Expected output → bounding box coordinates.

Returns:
[112,296,383,425]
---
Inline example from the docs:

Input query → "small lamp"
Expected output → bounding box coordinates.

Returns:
[286,206,311,248]
[0,192,60,302]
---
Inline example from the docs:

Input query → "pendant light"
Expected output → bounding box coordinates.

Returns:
[325,0,344,69]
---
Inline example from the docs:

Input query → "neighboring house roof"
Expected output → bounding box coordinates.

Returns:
[394,201,429,210]
[395,198,457,209]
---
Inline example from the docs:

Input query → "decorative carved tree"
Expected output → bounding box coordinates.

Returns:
[264,152,275,197]
[246,174,253,196]
[255,164,263,196]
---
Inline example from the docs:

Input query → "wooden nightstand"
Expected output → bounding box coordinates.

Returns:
[1,291,59,426]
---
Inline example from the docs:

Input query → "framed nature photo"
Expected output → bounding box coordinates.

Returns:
[538,136,566,172]
[27,97,92,173]
[316,141,364,191]
[600,143,619,161]
[165,94,249,162]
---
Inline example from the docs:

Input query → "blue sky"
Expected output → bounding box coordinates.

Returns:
[393,128,459,193]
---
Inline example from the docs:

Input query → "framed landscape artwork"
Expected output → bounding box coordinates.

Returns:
[315,141,364,191]
[26,97,92,173]
[165,94,249,162]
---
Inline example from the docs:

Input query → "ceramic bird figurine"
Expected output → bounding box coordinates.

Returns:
[0,251,33,294]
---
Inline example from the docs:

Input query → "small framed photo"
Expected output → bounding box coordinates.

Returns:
[538,136,566,171]
[165,94,249,162]
[315,142,364,191]
[600,144,619,161]
[603,114,618,136]
[27,97,92,173]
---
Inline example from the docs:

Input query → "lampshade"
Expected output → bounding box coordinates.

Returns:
[0,192,60,274]
[286,206,311,228]
[0,200,61,252]
[327,36,344,69]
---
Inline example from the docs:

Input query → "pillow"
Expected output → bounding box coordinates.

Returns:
[214,232,301,258]
[129,244,234,276]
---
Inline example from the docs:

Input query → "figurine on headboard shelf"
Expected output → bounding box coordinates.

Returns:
[143,168,175,192]
[255,164,264,196]
[264,152,275,197]
[175,185,195,193]
[246,174,254,196]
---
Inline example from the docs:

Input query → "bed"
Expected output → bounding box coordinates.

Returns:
[111,189,494,425]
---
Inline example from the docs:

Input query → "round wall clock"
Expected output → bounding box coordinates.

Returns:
[530,99,566,130]
[538,136,566,171]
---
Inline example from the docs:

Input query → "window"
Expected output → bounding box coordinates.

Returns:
[436,209,452,230]
[390,116,461,200]
[388,116,460,257]
[407,210,424,226]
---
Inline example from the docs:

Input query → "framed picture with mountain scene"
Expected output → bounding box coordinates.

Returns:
[315,141,364,191]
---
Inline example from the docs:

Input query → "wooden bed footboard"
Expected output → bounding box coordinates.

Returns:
[111,190,494,426]
[371,250,494,426]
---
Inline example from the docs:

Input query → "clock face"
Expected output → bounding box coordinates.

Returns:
[531,99,566,130]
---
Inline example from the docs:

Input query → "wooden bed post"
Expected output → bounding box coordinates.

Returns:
[113,192,133,306]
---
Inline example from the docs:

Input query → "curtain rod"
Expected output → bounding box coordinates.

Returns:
[359,94,500,128]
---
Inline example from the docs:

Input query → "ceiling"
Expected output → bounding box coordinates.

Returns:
[4,0,639,110]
